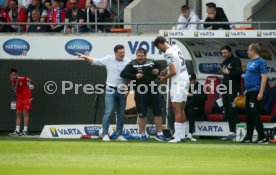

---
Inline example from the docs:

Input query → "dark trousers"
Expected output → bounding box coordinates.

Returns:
[245,91,265,140]
[186,108,205,134]
[222,89,239,133]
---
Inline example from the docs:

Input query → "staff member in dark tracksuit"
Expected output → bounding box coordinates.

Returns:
[219,45,242,141]
[185,73,207,141]
[120,48,168,142]
[241,43,269,144]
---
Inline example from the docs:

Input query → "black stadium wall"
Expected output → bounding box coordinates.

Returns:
[0,60,168,131]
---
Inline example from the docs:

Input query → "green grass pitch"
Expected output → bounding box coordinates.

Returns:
[0,137,276,175]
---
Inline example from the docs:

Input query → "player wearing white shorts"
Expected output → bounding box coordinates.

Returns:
[154,36,189,143]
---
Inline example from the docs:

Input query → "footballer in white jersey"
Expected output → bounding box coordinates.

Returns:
[164,45,189,84]
[154,36,188,143]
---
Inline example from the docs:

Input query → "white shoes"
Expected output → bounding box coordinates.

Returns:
[116,135,127,141]
[102,135,110,141]
[169,138,182,143]
[102,135,127,141]
[187,133,197,142]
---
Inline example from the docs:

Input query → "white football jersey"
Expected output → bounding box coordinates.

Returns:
[164,45,189,82]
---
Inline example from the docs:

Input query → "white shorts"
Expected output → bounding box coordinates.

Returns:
[170,81,189,102]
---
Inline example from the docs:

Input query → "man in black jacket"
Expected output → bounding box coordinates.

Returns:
[204,2,230,30]
[220,45,242,141]
[120,48,168,142]
[185,73,207,141]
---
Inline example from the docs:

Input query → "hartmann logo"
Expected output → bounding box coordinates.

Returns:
[65,39,92,56]
[3,39,30,56]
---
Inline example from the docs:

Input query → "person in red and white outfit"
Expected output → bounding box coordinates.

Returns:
[9,68,34,136]
[47,0,66,32]
[6,0,27,32]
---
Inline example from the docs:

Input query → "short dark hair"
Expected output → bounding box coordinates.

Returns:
[136,48,147,55]
[249,43,262,55]
[206,2,216,8]
[181,5,190,11]
[154,36,167,47]
[221,45,232,53]
[10,68,18,74]
[114,44,125,53]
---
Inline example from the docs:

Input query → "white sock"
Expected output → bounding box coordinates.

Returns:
[229,132,235,136]
[157,131,163,136]
[179,122,186,139]
[16,126,20,132]
[23,126,28,132]
[174,122,184,140]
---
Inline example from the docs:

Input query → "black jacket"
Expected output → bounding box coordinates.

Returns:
[204,7,230,30]
[186,82,207,114]
[120,59,163,87]
[221,56,242,92]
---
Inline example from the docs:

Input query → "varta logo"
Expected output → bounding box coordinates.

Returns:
[225,31,246,37]
[194,31,215,37]
[50,127,58,137]
[50,127,82,137]
[193,50,202,57]
[262,31,276,37]
[168,31,185,36]
[197,125,223,132]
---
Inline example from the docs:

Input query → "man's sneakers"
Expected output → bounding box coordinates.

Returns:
[155,134,169,142]
[240,137,269,144]
[103,134,127,141]
[102,135,110,141]
[8,130,29,136]
[257,138,269,144]
[8,130,20,136]
[168,138,182,143]
[187,133,197,142]
[20,130,29,136]
[116,135,127,141]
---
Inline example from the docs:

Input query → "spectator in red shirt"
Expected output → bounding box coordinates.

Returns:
[8,68,34,136]
[6,0,27,32]
[47,0,66,32]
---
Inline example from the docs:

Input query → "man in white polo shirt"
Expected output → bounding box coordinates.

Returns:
[76,44,131,141]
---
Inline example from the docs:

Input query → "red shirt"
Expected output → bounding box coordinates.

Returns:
[6,7,27,31]
[11,76,32,100]
[47,8,66,23]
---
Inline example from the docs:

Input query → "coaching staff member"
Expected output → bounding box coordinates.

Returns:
[220,45,242,141]
[120,48,168,142]
[241,43,269,144]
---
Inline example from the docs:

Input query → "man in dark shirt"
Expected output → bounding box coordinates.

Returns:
[204,2,230,30]
[27,9,50,32]
[120,48,168,142]
[220,45,242,141]
[185,73,207,141]
[65,0,88,33]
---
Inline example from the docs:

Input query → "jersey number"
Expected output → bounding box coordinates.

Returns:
[178,51,185,66]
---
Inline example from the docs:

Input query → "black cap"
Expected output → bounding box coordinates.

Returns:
[189,73,196,81]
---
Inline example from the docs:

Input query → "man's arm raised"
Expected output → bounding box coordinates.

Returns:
[76,52,94,64]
